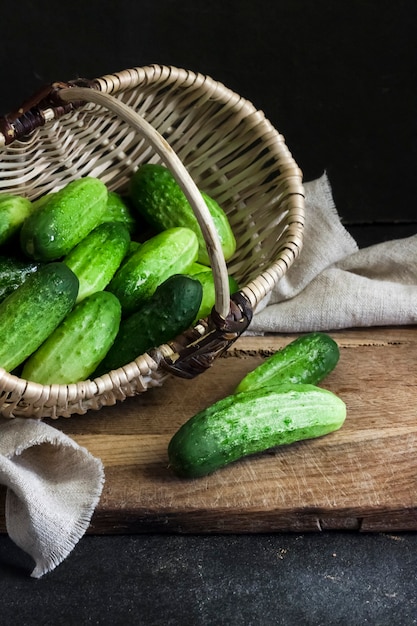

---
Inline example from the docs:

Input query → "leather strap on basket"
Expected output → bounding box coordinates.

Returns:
[158,291,253,380]
[0,79,96,145]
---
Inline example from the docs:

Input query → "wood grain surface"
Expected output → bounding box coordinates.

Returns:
[1,327,416,533]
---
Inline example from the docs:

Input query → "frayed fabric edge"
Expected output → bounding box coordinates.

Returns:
[30,455,105,578]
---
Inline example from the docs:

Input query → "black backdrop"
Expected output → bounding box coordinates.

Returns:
[1,0,415,227]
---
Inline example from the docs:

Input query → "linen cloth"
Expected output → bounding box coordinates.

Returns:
[251,173,417,332]
[0,417,104,578]
[0,172,415,578]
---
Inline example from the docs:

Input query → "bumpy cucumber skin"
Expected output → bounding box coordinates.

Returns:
[31,193,55,211]
[235,333,340,393]
[186,262,212,275]
[0,255,40,302]
[129,163,236,266]
[168,383,346,478]
[101,191,136,233]
[20,177,108,261]
[0,263,79,372]
[22,291,122,384]
[192,270,240,321]
[63,221,130,302]
[124,240,141,261]
[0,194,32,245]
[107,227,198,316]
[95,274,202,375]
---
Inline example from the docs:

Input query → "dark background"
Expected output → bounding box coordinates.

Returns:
[0,0,416,233]
[1,2,417,623]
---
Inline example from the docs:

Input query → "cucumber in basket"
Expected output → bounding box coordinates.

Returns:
[168,383,346,478]
[235,332,340,393]
[95,273,203,376]
[0,194,33,246]
[0,254,40,302]
[0,262,79,372]
[20,177,108,261]
[63,221,131,302]
[191,269,240,322]
[22,291,122,385]
[107,226,199,316]
[129,163,236,266]
[101,191,136,234]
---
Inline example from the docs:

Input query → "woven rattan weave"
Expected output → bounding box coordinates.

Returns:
[0,65,305,418]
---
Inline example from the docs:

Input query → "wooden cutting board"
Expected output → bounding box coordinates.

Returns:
[1,327,416,533]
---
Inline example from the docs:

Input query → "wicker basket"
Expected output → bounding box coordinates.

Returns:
[0,65,305,419]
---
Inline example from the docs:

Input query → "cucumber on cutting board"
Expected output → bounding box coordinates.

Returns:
[235,332,340,393]
[168,383,346,478]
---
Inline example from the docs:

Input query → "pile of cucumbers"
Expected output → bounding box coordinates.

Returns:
[0,164,346,478]
[0,164,237,384]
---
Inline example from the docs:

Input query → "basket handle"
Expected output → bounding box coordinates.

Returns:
[57,85,234,320]
[1,82,253,380]
[157,290,253,379]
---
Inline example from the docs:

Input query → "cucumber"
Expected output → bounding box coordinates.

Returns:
[235,332,340,393]
[22,291,121,384]
[186,262,212,275]
[0,262,79,372]
[0,194,32,245]
[20,177,108,261]
[0,254,40,302]
[123,240,141,262]
[192,270,240,321]
[129,163,236,266]
[31,193,55,211]
[95,274,202,376]
[101,191,136,234]
[63,221,130,302]
[107,227,198,316]
[168,383,346,478]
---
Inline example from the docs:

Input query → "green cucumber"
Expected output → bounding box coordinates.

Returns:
[20,177,108,261]
[0,194,32,245]
[22,291,121,384]
[101,191,136,233]
[107,227,198,316]
[129,163,236,266]
[0,262,79,372]
[0,254,40,302]
[63,221,130,302]
[235,333,340,393]
[192,270,240,321]
[168,383,346,478]
[186,262,212,275]
[31,193,55,211]
[123,240,141,262]
[95,274,202,376]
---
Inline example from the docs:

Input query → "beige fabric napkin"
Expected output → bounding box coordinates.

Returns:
[0,417,104,578]
[251,173,417,332]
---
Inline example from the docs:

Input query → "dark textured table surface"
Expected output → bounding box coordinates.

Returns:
[2,532,417,625]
